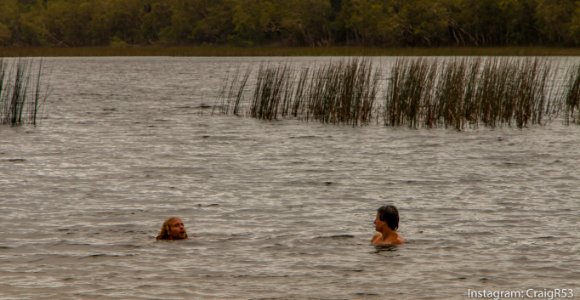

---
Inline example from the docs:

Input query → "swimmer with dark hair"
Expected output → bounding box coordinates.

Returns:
[371,205,405,245]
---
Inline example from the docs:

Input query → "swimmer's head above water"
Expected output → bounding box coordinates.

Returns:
[376,205,399,231]
[156,217,188,240]
[372,205,404,246]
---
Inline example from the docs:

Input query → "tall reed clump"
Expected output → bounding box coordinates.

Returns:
[213,66,252,116]
[475,58,552,128]
[218,58,379,126]
[249,64,293,120]
[217,57,571,129]
[305,58,379,126]
[0,59,47,126]
[563,64,580,125]
[384,58,436,128]
[384,57,555,129]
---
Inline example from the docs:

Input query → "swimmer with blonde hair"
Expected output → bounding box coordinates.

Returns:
[156,217,188,240]
[371,205,405,246]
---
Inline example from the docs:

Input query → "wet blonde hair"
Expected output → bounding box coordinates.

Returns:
[156,217,187,240]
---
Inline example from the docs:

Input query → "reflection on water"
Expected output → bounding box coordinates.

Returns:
[0,57,579,299]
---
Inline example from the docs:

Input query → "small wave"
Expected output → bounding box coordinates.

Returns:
[502,161,527,167]
[196,203,220,207]
[373,244,399,252]
[3,158,26,163]
[353,292,380,297]
[83,253,135,259]
[313,234,355,240]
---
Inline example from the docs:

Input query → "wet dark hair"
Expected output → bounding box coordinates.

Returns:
[377,205,399,230]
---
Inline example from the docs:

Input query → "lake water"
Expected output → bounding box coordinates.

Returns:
[1,57,579,299]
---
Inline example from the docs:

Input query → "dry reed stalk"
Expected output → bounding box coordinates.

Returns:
[385,58,436,128]
[564,64,580,125]
[0,59,46,127]
[214,57,573,129]
[250,64,292,120]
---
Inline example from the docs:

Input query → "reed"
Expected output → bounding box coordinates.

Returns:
[384,57,557,129]
[298,58,379,126]
[249,64,292,120]
[306,63,333,123]
[473,58,552,128]
[384,58,436,128]
[31,60,44,125]
[563,64,580,125]
[0,59,47,126]
[217,57,575,129]
[290,67,310,118]
[214,66,252,116]
[220,59,380,125]
[433,58,471,129]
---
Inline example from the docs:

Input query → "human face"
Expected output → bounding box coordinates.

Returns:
[374,213,385,232]
[168,218,187,240]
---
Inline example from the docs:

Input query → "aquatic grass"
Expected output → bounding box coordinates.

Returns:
[222,58,380,125]
[216,57,575,129]
[384,57,557,129]
[250,64,292,120]
[476,58,521,128]
[473,58,553,128]
[279,67,296,118]
[384,58,436,128]
[0,59,47,126]
[300,58,379,126]
[214,66,252,116]
[290,67,310,118]
[519,58,552,127]
[232,68,252,116]
[31,61,42,125]
[306,62,342,123]
[433,58,471,129]
[0,60,5,119]
[563,64,580,125]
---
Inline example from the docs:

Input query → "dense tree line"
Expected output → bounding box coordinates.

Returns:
[0,0,578,47]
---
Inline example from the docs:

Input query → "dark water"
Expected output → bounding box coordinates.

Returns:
[1,57,579,299]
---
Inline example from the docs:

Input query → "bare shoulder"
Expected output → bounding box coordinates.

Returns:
[371,232,382,244]
[371,232,405,246]
[394,234,405,245]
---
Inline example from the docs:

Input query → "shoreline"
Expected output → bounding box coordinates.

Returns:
[1,46,579,57]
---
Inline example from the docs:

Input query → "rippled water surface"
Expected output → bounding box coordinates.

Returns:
[1,57,579,299]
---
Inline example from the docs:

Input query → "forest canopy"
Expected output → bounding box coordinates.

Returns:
[0,0,578,48]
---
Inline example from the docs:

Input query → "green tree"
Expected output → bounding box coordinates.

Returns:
[393,0,451,46]
[453,0,505,46]
[18,8,48,46]
[340,0,391,46]
[497,0,538,45]
[101,0,145,45]
[569,2,580,45]
[535,0,575,44]
[0,0,577,47]
[279,0,333,46]
[191,0,234,44]
[43,0,98,46]
[0,0,18,45]
[141,0,172,44]
[227,0,290,45]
